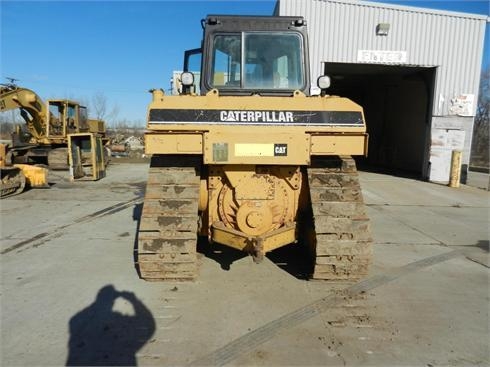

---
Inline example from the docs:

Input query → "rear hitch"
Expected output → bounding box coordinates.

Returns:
[251,237,265,263]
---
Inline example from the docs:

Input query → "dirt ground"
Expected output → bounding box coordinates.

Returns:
[1,162,489,366]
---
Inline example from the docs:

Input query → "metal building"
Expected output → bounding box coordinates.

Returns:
[276,0,487,183]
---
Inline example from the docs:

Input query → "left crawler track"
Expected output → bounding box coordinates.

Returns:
[136,156,201,280]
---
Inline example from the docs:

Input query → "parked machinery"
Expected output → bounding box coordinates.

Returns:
[0,82,107,197]
[0,82,107,168]
[136,15,372,281]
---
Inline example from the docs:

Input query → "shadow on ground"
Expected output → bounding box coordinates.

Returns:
[475,240,489,252]
[266,242,312,280]
[197,238,312,280]
[132,203,143,277]
[197,238,247,271]
[66,285,155,366]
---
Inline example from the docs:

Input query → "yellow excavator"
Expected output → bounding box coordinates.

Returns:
[0,81,107,197]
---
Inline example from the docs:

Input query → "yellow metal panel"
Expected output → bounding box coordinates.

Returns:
[203,131,310,165]
[310,134,368,156]
[145,134,202,154]
[146,92,368,135]
[235,143,274,157]
[148,123,367,135]
[0,143,6,168]
[88,119,106,134]
[212,226,249,251]
[67,133,105,181]
[13,164,48,188]
[211,223,296,253]
[262,226,297,252]
[145,91,369,159]
[148,92,364,115]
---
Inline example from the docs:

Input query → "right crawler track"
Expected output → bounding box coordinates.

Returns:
[305,156,373,280]
[136,156,201,280]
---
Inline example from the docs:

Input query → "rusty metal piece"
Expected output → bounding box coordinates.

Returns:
[449,150,462,188]
[251,237,265,263]
[0,144,6,168]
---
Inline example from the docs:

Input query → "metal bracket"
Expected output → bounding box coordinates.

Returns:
[251,237,265,263]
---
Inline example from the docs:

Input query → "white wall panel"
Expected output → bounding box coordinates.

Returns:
[278,0,487,116]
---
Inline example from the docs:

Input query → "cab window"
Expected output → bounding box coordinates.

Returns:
[209,32,304,91]
[211,35,241,87]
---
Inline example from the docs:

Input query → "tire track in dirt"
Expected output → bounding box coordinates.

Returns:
[189,249,462,366]
[1,196,143,255]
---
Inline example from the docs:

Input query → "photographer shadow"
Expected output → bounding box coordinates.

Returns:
[66,285,155,366]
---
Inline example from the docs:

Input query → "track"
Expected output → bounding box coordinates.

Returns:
[136,155,201,280]
[305,156,373,280]
[1,196,142,255]
[1,167,26,199]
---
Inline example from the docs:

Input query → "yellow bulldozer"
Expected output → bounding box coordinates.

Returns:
[0,82,107,197]
[137,15,372,281]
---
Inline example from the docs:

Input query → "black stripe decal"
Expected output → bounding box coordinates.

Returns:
[149,109,363,125]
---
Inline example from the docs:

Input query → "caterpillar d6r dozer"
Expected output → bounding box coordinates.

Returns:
[137,15,372,281]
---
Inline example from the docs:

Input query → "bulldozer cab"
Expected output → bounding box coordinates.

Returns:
[183,15,311,96]
[47,100,89,138]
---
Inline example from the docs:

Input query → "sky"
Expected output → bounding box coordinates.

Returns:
[1,0,489,126]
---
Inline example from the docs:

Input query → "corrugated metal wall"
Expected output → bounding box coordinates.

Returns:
[277,0,487,116]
